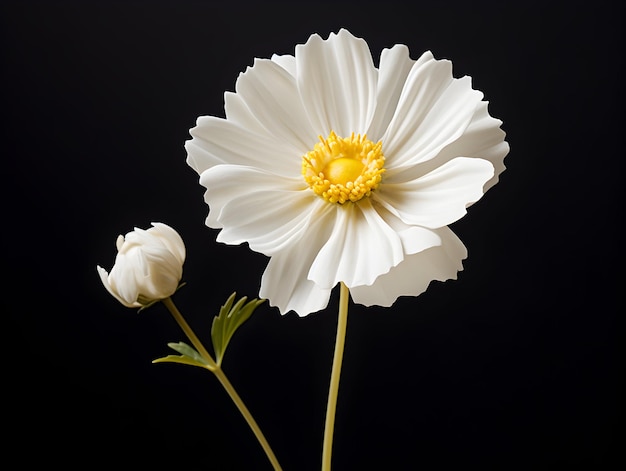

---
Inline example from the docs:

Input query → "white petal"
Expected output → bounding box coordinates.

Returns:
[385,101,508,192]
[382,56,483,169]
[373,201,443,256]
[201,165,323,255]
[424,101,508,191]
[260,208,337,316]
[123,228,149,253]
[308,199,404,289]
[366,45,417,140]
[271,53,296,77]
[350,227,467,307]
[380,55,453,157]
[375,157,494,229]
[224,92,267,134]
[150,222,186,264]
[108,252,142,305]
[185,116,300,176]
[97,265,137,308]
[97,266,120,302]
[115,234,124,251]
[235,58,316,150]
[296,29,377,136]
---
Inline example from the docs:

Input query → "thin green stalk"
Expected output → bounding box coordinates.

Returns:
[161,297,283,471]
[212,367,283,471]
[162,297,217,369]
[321,282,350,471]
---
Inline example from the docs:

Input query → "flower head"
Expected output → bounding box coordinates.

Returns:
[186,29,508,316]
[97,222,186,308]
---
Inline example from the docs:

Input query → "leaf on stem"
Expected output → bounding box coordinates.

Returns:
[211,292,265,366]
[152,341,213,370]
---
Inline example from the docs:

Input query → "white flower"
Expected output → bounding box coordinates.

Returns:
[97,222,186,308]
[185,29,508,316]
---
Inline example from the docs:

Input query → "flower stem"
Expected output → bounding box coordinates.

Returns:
[161,297,283,471]
[162,296,217,368]
[212,367,283,471]
[321,282,350,471]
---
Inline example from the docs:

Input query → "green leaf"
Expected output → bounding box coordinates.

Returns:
[152,341,212,370]
[152,355,209,368]
[166,341,207,362]
[211,292,265,365]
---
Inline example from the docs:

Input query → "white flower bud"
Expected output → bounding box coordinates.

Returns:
[97,222,186,308]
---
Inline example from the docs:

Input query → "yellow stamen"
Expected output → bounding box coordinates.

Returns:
[302,131,385,204]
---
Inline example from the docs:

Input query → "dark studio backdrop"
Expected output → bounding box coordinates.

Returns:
[2,1,623,469]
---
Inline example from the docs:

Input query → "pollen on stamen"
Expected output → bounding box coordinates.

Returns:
[302,131,385,204]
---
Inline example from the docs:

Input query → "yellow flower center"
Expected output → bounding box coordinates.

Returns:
[302,131,385,204]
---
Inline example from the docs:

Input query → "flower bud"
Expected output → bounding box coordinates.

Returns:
[97,222,186,308]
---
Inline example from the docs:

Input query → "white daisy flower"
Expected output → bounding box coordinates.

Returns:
[185,29,509,316]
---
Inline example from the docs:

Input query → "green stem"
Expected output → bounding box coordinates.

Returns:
[321,282,350,471]
[212,367,283,471]
[162,297,217,369]
[161,297,283,471]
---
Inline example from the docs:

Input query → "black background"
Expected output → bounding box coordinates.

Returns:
[3,1,623,470]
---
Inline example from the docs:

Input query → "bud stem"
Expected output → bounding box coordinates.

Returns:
[162,296,217,368]
[212,366,283,471]
[161,296,283,471]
